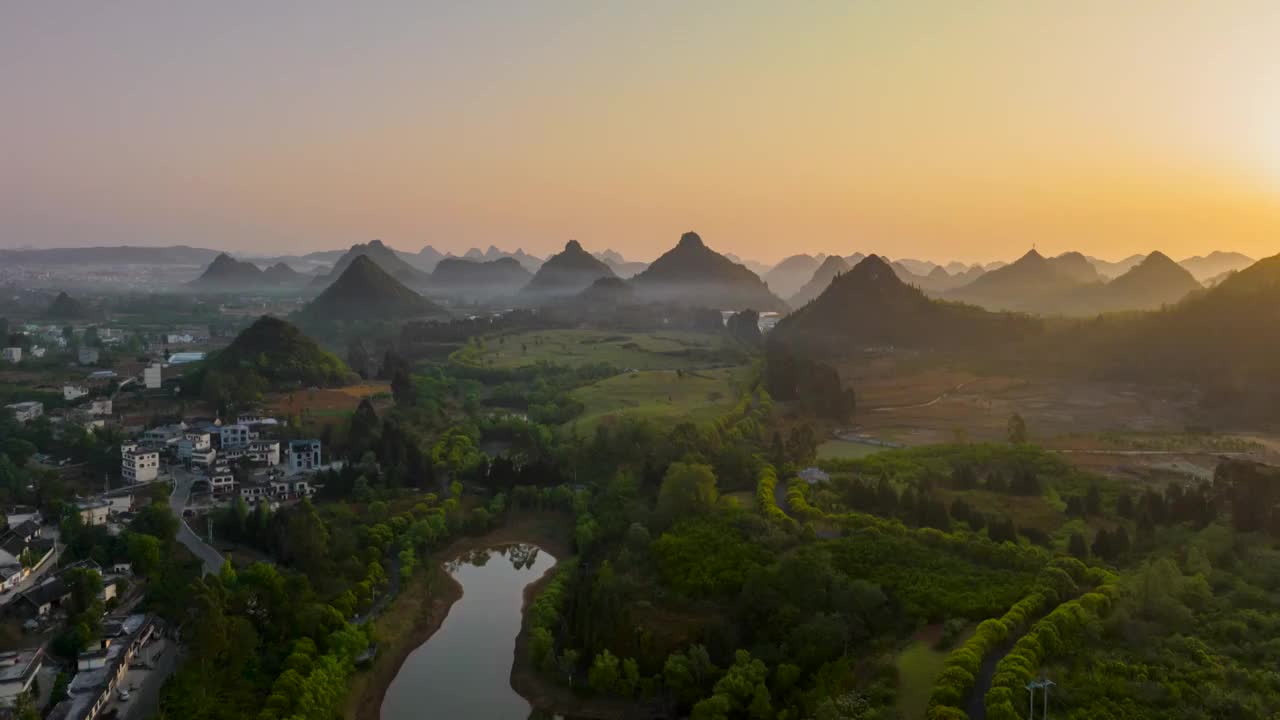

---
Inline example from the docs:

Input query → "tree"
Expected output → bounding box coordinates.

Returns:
[391,366,415,407]
[657,462,719,520]
[1084,484,1103,516]
[127,532,163,576]
[588,650,621,695]
[1007,413,1028,444]
[1068,531,1088,560]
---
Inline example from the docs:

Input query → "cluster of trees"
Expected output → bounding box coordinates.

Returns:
[763,346,856,421]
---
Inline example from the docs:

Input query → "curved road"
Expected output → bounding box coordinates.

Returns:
[168,469,225,576]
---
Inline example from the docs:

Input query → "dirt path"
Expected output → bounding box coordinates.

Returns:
[869,381,972,412]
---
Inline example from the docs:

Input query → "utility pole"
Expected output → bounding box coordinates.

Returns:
[1025,681,1037,719]
[1042,678,1055,718]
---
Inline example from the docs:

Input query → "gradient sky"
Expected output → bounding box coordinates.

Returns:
[3,1,1280,264]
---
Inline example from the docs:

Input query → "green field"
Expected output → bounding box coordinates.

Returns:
[894,636,952,720]
[567,367,745,430]
[816,439,885,460]
[474,329,741,371]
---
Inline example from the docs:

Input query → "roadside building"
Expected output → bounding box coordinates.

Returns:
[48,614,156,720]
[5,402,43,424]
[288,440,322,473]
[209,464,235,495]
[247,440,280,466]
[122,448,160,485]
[76,500,111,527]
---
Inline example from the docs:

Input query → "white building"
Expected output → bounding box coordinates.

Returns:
[62,385,89,401]
[288,440,322,473]
[77,500,111,527]
[176,433,211,462]
[220,424,252,449]
[122,449,160,485]
[209,465,235,495]
[247,440,280,466]
[165,333,194,345]
[143,363,162,390]
[1,348,20,364]
[5,402,43,424]
[87,398,112,416]
[78,347,99,365]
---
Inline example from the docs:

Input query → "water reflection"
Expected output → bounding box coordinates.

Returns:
[381,544,557,720]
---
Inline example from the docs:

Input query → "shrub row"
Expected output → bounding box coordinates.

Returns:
[983,573,1120,720]
[755,466,796,529]
[925,558,1092,719]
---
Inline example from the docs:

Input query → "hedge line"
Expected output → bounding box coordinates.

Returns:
[755,466,797,529]
[983,571,1120,720]
[925,557,1091,719]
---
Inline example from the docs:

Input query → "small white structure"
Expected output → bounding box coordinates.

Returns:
[5,402,43,424]
[62,385,89,401]
[28,347,45,359]
[122,448,160,485]
[167,352,205,365]
[1,348,20,364]
[798,467,831,485]
[288,440,322,473]
[77,500,111,527]
[88,398,112,416]
[220,424,252,449]
[143,363,162,390]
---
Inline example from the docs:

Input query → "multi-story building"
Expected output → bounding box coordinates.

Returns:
[287,440,322,473]
[246,440,280,466]
[141,424,185,449]
[219,424,252,449]
[76,500,111,527]
[175,433,211,461]
[122,448,160,485]
[5,402,43,424]
[142,363,162,390]
[77,347,99,365]
[1,348,20,364]
[209,464,235,495]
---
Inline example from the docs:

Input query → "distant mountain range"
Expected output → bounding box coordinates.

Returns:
[316,240,429,288]
[0,245,223,266]
[631,232,788,312]
[763,255,826,300]
[427,257,533,301]
[188,253,308,292]
[298,255,444,322]
[1177,251,1255,282]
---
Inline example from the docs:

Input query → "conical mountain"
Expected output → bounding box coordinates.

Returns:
[319,240,427,287]
[1086,254,1146,279]
[630,232,787,312]
[522,240,616,299]
[1094,251,1201,310]
[45,291,91,319]
[771,255,1040,356]
[763,254,823,299]
[576,276,635,306]
[788,255,850,307]
[202,315,349,388]
[190,253,264,290]
[409,245,447,273]
[299,255,443,322]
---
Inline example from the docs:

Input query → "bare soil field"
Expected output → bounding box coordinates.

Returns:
[268,383,391,419]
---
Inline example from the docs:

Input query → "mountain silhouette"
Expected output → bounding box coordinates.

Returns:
[1178,251,1255,282]
[630,232,787,312]
[429,256,533,300]
[789,255,850,307]
[522,240,617,299]
[763,254,824,299]
[190,253,266,290]
[770,255,1040,356]
[317,240,428,288]
[945,249,1100,311]
[261,262,307,286]
[299,255,443,322]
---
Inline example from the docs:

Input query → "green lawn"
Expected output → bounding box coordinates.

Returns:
[566,367,745,431]
[895,636,951,720]
[473,329,741,371]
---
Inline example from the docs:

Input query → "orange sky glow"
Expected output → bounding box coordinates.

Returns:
[2,2,1279,263]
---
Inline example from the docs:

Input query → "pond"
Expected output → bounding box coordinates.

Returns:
[380,544,561,720]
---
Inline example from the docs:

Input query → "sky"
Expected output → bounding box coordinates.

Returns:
[3,1,1280,264]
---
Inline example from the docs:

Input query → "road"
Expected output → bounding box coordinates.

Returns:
[168,469,224,576]
[101,636,179,720]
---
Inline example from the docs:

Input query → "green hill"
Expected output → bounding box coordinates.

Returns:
[299,255,444,323]
[194,316,350,406]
